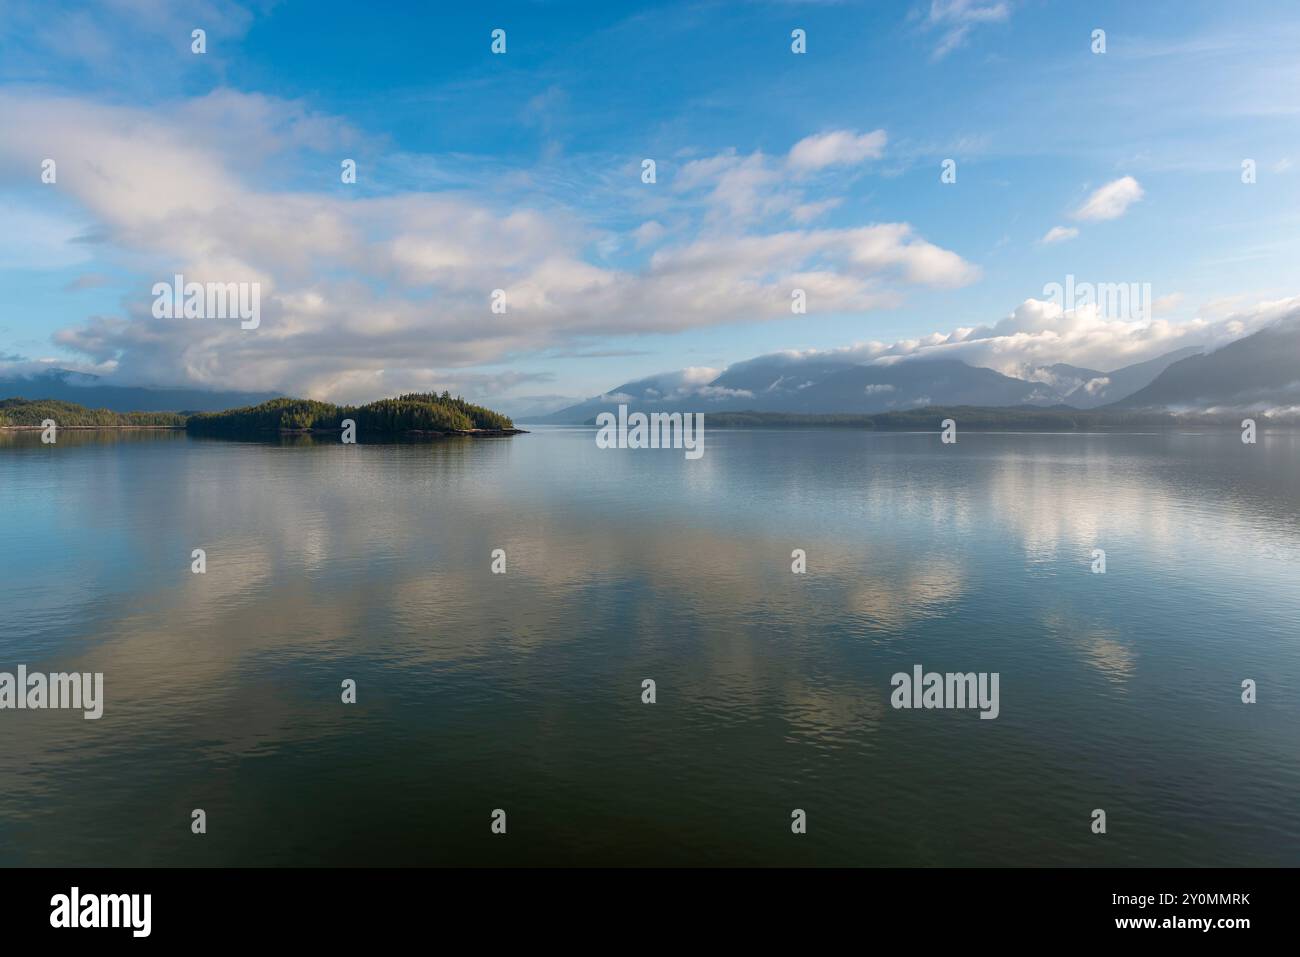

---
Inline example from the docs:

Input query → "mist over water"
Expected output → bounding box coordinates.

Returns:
[2,427,1298,865]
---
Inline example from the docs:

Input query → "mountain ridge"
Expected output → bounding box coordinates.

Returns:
[1113,317,1300,412]
[533,342,1212,423]
[0,368,279,412]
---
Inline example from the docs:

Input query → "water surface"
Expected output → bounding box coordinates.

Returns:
[1,427,1297,866]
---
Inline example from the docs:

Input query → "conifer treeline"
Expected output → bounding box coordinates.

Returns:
[697,407,1262,430]
[185,392,514,435]
[0,398,187,427]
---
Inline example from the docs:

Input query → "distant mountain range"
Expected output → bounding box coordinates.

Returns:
[1023,347,1204,409]
[536,318,1300,423]
[0,369,277,412]
[536,342,1227,423]
[8,316,1296,419]
[1116,316,1300,412]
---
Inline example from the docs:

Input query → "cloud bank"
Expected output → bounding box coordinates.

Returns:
[710,295,1300,382]
[0,92,975,403]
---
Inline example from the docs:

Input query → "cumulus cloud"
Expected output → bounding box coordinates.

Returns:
[674,132,883,227]
[787,129,887,172]
[0,91,974,403]
[1073,176,1144,222]
[674,149,785,224]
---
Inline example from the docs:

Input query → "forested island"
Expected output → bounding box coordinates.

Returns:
[1,393,523,437]
[185,393,521,436]
[6,394,1280,437]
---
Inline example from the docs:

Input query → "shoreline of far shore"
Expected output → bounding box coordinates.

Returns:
[1,425,529,436]
[0,425,186,431]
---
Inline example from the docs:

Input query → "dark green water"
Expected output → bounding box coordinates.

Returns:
[1,427,1298,866]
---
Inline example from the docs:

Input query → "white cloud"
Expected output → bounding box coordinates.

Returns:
[744,296,1299,382]
[924,1,1012,60]
[633,220,666,248]
[695,385,754,400]
[678,367,723,386]
[1152,293,1184,315]
[791,198,843,224]
[0,92,973,403]
[1073,176,1144,222]
[675,134,885,227]
[787,129,887,172]
[1040,225,1078,244]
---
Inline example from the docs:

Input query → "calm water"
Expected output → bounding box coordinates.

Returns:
[1,427,1298,866]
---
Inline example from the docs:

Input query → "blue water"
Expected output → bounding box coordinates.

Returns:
[1,427,1298,865]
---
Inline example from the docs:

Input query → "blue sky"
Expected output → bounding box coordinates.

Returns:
[1,0,1297,412]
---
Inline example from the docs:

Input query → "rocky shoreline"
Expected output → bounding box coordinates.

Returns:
[0,425,186,431]
[274,427,529,437]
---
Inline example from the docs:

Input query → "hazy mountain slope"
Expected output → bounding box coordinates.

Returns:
[533,369,728,421]
[705,355,861,397]
[1017,347,1203,409]
[538,356,1066,421]
[767,359,1060,413]
[1114,321,1300,411]
[1028,363,1106,399]
[534,334,1251,423]
[1061,346,1203,408]
[0,369,279,412]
